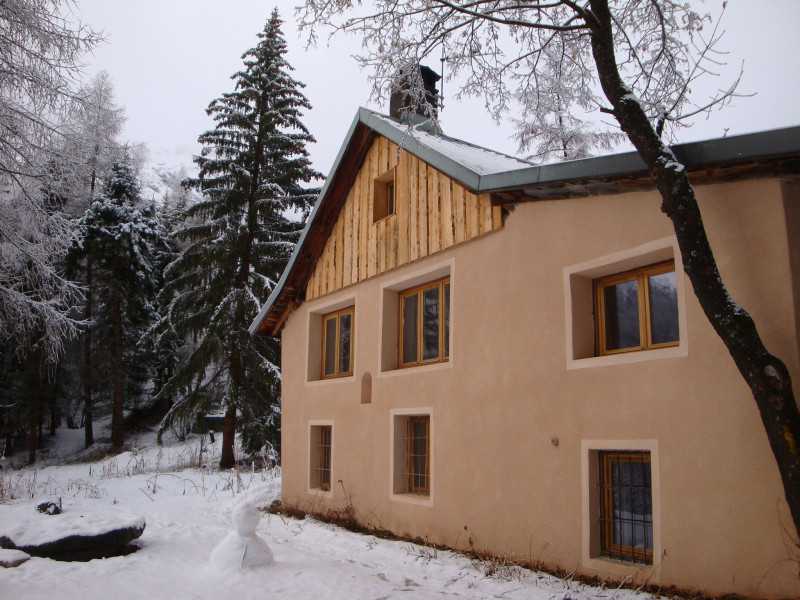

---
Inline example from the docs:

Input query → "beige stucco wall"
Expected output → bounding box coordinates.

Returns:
[279,177,800,598]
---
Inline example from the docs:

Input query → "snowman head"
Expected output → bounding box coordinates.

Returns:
[232,502,260,536]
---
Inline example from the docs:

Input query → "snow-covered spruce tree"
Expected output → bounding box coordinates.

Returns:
[154,10,319,468]
[58,72,127,448]
[72,161,159,451]
[298,0,800,538]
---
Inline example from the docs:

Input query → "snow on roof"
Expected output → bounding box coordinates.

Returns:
[368,112,535,177]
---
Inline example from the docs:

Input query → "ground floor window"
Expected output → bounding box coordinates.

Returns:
[599,451,653,563]
[407,416,430,495]
[309,424,332,491]
[392,412,432,499]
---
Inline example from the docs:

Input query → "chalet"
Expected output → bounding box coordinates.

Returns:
[250,99,800,597]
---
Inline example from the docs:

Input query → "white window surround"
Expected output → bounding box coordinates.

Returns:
[389,407,434,507]
[305,291,357,384]
[308,420,335,499]
[581,439,661,582]
[378,258,455,376]
[563,237,688,370]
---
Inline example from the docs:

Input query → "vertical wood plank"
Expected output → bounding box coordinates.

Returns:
[335,216,344,290]
[359,153,371,280]
[368,222,377,277]
[418,158,428,258]
[342,197,351,287]
[377,136,386,174]
[388,215,397,270]
[466,190,479,239]
[367,141,378,278]
[397,150,409,266]
[480,193,493,234]
[351,186,360,282]
[454,183,466,244]
[440,176,453,249]
[367,138,379,278]
[322,240,336,294]
[319,248,326,297]
[492,205,502,231]
[409,154,419,262]
[378,218,386,274]
[427,166,440,255]
[371,138,381,181]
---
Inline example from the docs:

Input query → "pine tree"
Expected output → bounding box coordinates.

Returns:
[154,10,319,468]
[73,160,159,451]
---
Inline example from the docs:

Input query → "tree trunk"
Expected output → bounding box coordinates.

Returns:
[49,404,57,436]
[219,137,262,468]
[84,257,94,448]
[28,355,41,465]
[588,0,800,540]
[3,412,12,457]
[220,404,237,469]
[110,283,124,452]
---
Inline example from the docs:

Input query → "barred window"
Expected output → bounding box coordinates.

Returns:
[406,416,430,495]
[310,425,332,492]
[599,451,653,563]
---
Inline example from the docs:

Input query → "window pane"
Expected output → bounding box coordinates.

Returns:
[402,293,418,364]
[648,271,679,345]
[319,426,331,490]
[410,418,428,491]
[338,313,352,374]
[603,279,640,350]
[444,283,450,358]
[324,317,337,375]
[610,456,652,554]
[422,287,440,360]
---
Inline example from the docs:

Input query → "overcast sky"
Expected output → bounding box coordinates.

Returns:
[73,0,800,176]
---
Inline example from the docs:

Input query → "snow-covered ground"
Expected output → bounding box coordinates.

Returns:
[1,430,654,600]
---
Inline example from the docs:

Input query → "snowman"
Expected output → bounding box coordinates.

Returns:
[210,502,274,570]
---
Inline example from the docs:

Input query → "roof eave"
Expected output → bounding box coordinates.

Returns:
[476,125,800,194]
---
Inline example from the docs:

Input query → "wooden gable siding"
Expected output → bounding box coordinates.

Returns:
[306,135,502,301]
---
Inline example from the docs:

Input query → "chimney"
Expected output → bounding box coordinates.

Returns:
[389,65,441,122]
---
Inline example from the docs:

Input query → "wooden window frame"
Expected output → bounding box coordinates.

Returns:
[373,168,396,222]
[318,425,332,491]
[321,306,354,379]
[398,276,450,368]
[594,260,678,356]
[599,451,653,564]
[407,416,430,495]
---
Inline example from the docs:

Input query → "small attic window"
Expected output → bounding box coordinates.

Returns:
[373,169,395,222]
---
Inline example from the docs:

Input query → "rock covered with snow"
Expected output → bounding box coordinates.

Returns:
[0,505,145,561]
[0,548,30,568]
[209,502,273,572]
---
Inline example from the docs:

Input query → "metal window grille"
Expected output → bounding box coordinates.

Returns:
[404,416,430,495]
[317,426,332,491]
[599,451,653,564]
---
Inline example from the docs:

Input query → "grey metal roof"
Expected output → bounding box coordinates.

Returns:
[249,108,800,336]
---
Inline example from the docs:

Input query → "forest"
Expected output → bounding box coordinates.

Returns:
[0,4,318,469]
